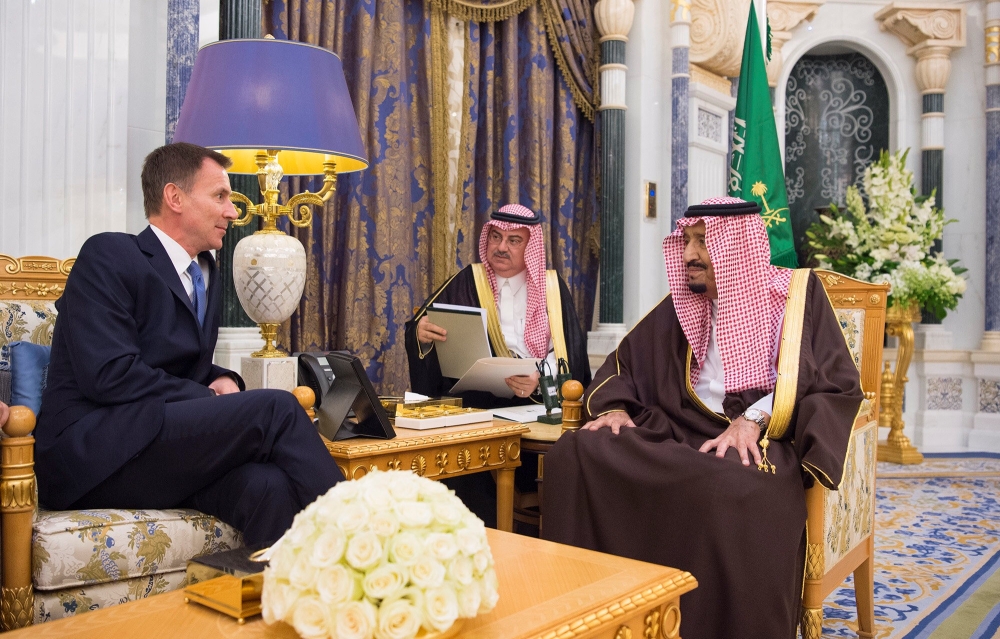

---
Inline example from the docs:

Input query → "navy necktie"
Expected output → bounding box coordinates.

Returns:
[186,260,207,327]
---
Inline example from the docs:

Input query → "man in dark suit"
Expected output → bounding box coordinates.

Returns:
[36,143,344,545]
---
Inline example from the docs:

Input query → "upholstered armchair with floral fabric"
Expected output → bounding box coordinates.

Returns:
[802,270,889,639]
[0,254,242,630]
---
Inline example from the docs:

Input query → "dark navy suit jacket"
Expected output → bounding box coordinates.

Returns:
[36,227,244,509]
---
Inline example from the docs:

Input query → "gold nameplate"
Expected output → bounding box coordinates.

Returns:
[184,573,263,624]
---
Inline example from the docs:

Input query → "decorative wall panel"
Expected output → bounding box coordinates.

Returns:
[0,0,130,259]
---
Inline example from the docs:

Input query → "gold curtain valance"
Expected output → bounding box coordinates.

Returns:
[427,0,538,23]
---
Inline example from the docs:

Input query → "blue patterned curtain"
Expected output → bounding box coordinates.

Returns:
[264,0,598,394]
[265,0,435,394]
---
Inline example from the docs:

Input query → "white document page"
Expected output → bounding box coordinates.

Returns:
[449,357,541,398]
[426,305,492,379]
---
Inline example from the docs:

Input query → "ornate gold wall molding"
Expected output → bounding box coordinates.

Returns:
[876,4,967,92]
[766,0,825,87]
[986,24,1000,65]
[690,0,750,77]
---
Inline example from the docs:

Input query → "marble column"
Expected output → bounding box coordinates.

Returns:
[214,0,266,370]
[670,0,691,224]
[165,0,200,142]
[589,0,635,363]
[985,0,1000,351]
[970,0,1000,453]
[876,4,966,330]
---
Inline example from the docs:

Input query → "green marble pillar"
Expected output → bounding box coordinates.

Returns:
[599,39,626,325]
[218,0,262,328]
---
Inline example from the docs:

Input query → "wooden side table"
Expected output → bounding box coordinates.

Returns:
[323,420,529,532]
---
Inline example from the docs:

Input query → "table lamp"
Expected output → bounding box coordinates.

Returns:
[173,38,368,359]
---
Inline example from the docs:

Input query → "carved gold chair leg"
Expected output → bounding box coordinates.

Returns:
[1,407,37,630]
[854,537,876,639]
[800,606,823,639]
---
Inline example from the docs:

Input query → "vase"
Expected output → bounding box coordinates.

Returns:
[877,301,924,464]
[232,232,307,357]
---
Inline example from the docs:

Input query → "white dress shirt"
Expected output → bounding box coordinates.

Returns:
[495,270,557,373]
[149,225,211,302]
[693,300,778,417]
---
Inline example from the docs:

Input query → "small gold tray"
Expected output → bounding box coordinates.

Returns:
[184,573,263,624]
[379,396,462,417]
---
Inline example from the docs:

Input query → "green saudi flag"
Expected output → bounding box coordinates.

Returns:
[728,0,798,267]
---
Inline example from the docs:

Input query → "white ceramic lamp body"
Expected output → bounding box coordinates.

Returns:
[232,233,307,325]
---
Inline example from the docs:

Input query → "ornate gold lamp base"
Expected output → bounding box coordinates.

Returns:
[877,302,924,465]
[252,323,285,358]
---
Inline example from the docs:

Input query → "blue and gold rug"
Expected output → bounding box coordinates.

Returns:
[822,453,1000,638]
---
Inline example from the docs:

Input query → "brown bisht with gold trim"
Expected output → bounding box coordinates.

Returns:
[542,269,862,639]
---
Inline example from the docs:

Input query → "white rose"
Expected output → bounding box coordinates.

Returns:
[268,544,297,580]
[472,549,491,575]
[370,511,401,539]
[455,527,483,556]
[335,600,378,639]
[289,551,319,590]
[315,495,345,525]
[424,533,459,562]
[395,502,433,528]
[417,478,449,498]
[362,484,395,512]
[408,556,446,589]
[388,473,420,502]
[447,555,474,586]
[346,532,384,571]
[461,512,486,532]
[312,529,347,568]
[479,568,500,612]
[338,503,372,534]
[388,532,423,566]
[291,595,331,639]
[261,578,301,624]
[456,584,481,618]
[375,598,422,639]
[288,515,318,548]
[422,586,459,632]
[317,564,358,605]
[362,563,408,601]
[334,480,361,502]
[432,502,463,528]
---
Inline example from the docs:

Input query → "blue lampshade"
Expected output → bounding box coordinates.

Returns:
[173,39,368,175]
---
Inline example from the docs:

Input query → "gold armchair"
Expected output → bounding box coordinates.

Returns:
[0,254,303,629]
[802,270,889,639]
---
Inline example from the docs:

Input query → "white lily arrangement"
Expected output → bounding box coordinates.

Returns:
[261,470,499,639]
[807,149,966,319]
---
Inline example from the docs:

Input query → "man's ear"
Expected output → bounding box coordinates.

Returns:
[161,183,185,215]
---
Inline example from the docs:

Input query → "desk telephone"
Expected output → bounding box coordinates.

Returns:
[297,352,395,441]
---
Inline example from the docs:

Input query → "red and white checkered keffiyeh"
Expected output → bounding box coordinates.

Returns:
[663,197,793,393]
[478,204,550,359]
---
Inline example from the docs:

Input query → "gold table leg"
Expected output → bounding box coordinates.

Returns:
[877,303,924,465]
[496,468,515,533]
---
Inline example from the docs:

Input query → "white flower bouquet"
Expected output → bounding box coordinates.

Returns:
[261,470,499,639]
[806,149,967,319]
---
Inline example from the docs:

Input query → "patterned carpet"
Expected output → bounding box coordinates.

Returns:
[821,453,1000,638]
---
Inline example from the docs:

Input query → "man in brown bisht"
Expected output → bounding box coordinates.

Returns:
[542,197,863,639]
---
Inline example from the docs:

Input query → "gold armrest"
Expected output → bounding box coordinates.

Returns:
[1,405,37,630]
